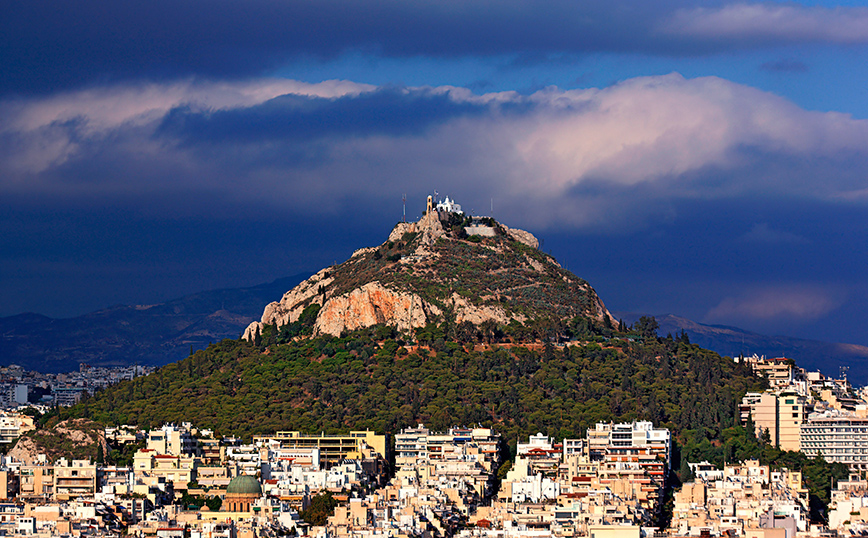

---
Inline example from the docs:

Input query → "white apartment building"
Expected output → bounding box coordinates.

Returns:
[147,424,196,456]
[801,415,868,471]
[588,421,671,468]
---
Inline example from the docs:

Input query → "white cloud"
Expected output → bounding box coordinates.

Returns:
[2,78,375,133]
[0,78,375,173]
[662,3,868,44]
[3,73,868,229]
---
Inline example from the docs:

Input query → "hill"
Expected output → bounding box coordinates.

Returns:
[69,212,763,446]
[0,275,308,372]
[617,313,868,382]
[45,209,851,520]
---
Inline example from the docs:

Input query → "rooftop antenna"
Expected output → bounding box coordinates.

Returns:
[402,194,407,223]
[491,198,493,217]
[841,365,849,382]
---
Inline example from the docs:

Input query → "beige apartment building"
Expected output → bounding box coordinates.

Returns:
[253,430,388,467]
[133,449,199,491]
[18,464,53,500]
[18,459,98,501]
[742,355,794,388]
[741,392,807,451]
[53,460,97,501]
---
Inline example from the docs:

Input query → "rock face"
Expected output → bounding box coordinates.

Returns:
[315,282,442,336]
[582,283,617,326]
[451,293,523,325]
[504,226,540,249]
[242,268,333,340]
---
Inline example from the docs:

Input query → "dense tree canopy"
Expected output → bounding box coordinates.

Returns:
[70,324,761,448]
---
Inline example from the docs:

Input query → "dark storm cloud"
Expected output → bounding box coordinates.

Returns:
[6,0,868,95]
[545,196,868,344]
[156,87,490,145]
[0,0,659,94]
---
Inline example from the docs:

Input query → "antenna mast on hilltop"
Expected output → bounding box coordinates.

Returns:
[402,194,407,223]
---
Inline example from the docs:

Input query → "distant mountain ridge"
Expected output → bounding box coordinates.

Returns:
[0,274,309,373]
[617,312,868,383]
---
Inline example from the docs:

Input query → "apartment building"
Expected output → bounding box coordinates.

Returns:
[252,430,388,467]
[0,412,35,444]
[800,415,868,471]
[741,355,794,388]
[147,424,197,456]
[53,459,98,501]
[741,392,807,451]
[395,425,500,471]
[133,449,199,490]
[588,421,671,468]
[587,421,671,512]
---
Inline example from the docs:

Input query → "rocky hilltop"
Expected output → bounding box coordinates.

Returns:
[244,208,615,340]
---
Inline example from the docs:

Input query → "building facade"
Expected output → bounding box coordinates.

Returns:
[800,416,868,471]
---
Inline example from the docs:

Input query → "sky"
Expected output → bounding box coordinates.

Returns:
[2,0,868,347]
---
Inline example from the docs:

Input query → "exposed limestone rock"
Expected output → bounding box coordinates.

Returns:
[524,255,546,273]
[504,226,539,249]
[388,222,418,243]
[9,419,109,465]
[352,246,377,258]
[242,322,261,341]
[450,293,525,325]
[388,217,444,256]
[314,282,441,336]
[579,282,618,326]
[242,267,334,340]
[416,212,445,246]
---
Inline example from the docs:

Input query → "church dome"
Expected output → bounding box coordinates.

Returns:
[226,475,262,495]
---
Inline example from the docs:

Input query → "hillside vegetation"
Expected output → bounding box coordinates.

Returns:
[55,322,846,518]
[71,322,760,448]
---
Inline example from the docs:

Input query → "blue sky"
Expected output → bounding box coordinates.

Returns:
[2,0,868,349]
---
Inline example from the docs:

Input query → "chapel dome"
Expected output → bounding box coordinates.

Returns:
[226,475,262,495]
